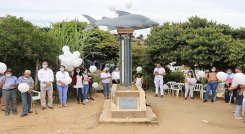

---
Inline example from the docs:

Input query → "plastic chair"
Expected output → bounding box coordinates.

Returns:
[32,90,41,114]
[200,84,207,100]
[171,83,185,98]
[166,81,177,95]
[214,83,225,100]
[192,84,203,99]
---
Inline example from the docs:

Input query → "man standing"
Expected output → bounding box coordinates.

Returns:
[38,61,54,110]
[153,63,166,98]
[0,69,18,116]
[17,70,34,117]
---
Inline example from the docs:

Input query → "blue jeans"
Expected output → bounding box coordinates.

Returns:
[57,85,68,105]
[102,83,110,98]
[205,82,218,100]
[21,92,32,114]
[235,105,242,117]
[83,84,89,101]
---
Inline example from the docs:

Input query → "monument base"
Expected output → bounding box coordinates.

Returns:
[99,84,157,124]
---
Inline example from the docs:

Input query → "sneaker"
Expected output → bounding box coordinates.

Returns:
[64,104,68,107]
[48,107,54,110]
[42,107,46,110]
[154,94,158,97]
[235,116,243,120]
[185,97,187,100]
[28,111,33,113]
[211,99,214,102]
[20,113,27,117]
[203,100,208,103]
[191,97,194,99]
[160,95,164,98]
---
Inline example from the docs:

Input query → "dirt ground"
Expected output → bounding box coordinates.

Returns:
[0,92,245,134]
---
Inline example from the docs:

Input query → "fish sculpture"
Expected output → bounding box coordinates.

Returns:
[83,10,159,31]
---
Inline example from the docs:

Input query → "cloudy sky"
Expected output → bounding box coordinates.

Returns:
[0,0,245,36]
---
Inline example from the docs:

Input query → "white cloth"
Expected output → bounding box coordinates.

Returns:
[101,72,111,83]
[112,71,120,80]
[136,78,142,87]
[38,68,54,88]
[154,78,164,95]
[185,84,194,98]
[74,75,83,88]
[55,71,69,86]
[83,74,89,84]
[154,67,165,80]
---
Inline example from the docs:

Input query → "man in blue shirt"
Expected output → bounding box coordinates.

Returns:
[0,68,18,116]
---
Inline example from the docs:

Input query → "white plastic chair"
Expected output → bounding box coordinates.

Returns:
[200,84,207,100]
[166,81,177,95]
[171,83,185,98]
[32,90,41,114]
[242,92,245,116]
[193,84,203,99]
[214,83,225,100]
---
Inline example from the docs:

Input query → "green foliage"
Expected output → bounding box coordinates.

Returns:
[164,71,185,83]
[145,16,245,71]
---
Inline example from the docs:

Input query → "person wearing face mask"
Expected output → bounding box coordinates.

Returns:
[204,67,218,102]
[112,66,120,84]
[87,71,94,101]
[82,69,89,104]
[56,65,70,107]
[224,69,234,103]
[72,67,83,104]
[101,68,111,99]
[38,61,54,110]
[0,73,4,111]
[153,63,166,98]
[17,70,34,117]
[184,71,196,100]
[0,68,17,116]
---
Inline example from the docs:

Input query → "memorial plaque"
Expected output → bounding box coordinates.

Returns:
[119,97,137,109]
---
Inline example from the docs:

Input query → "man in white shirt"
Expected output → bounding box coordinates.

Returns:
[153,63,166,98]
[101,68,111,99]
[38,61,54,110]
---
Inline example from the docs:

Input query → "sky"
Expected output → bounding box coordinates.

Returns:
[0,0,245,37]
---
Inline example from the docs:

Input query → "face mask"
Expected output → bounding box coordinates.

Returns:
[76,70,80,73]
[6,74,12,77]
[60,68,65,72]
[227,72,231,74]
[188,73,192,76]
[115,68,119,71]
[42,64,48,69]
[211,69,215,72]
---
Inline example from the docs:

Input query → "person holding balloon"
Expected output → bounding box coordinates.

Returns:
[204,67,218,103]
[135,67,144,88]
[153,63,166,98]
[224,69,235,103]
[56,65,70,107]
[184,71,196,100]
[82,69,90,104]
[0,68,18,116]
[38,61,54,110]
[72,67,83,104]
[17,70,34,117]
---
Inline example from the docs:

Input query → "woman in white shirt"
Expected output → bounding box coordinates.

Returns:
[101,68,111,99]
[184,71,196,100]
[56,65,70,107]
[72,67,83,104]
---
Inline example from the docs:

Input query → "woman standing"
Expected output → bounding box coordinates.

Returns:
[112,66,120,84]
[204,67,218,102]
[82,69,89,104]
[184,71,196,100]
[224,69,234,103]
[72,67,83,104]
[56,65,70,107]
[135,72,144,88]
[101,68,111,99]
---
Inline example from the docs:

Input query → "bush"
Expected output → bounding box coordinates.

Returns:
[164,71,185,83]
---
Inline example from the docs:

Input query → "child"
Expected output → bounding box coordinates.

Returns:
[230,84,245,120]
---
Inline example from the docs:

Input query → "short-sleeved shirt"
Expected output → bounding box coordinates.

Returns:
[0,76,17,90]
[55,71,70,86]
[154,67,165,80]
[17,76,34,86]
[101,72,111,83]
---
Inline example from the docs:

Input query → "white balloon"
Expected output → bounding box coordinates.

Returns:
[63,77,72,85]
[197,71,205,77]
[73,51,80,58]
[18,83,30,93]
[136,66,142,72]
[92,82,99,88]
[72,60,82,67]
[0,62,7,73]
[64,51,72,57]
[62,46,70,52]
[62,58,72,66]
[125,0,133,9]
[233,73,245,85]
[217,72,227,81]
[190,78,197,84]
[89,65,97,73]
[58,55,65,61]
[112,73,120,80]
[70,55,77,61]
[108,5,116,11]
[163,84,168,89]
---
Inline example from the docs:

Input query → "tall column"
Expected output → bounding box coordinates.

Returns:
[118,29,134,87]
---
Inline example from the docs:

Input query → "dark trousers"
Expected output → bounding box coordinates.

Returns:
[75,88,83,102]
[2,89,17,113]
[21,92,32,114]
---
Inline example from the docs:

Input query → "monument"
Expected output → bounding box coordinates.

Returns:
[83,10,158,123]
